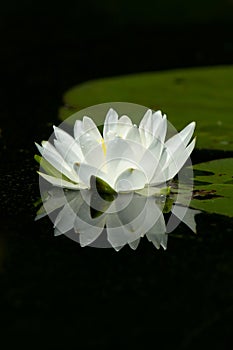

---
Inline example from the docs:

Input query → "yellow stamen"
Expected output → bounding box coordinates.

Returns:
[101,138,107,156]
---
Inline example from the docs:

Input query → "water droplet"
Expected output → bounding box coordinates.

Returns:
[159,194,166,203]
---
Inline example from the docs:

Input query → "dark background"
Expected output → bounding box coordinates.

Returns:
[0,1,233,348]
[1,0,233,145]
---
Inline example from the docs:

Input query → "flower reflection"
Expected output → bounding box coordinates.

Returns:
[36,187,200,251]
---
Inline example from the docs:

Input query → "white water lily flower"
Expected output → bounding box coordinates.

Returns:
[35,108,196,192]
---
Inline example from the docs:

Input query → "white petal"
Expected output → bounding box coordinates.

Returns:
[139,110,165,149]
[73,162,111,188]
[149,170,169,186]
[35,142,44,156]
[165,122,196,152]
[114,168,147,192]
[53,126,75,145]
[126,125,141,144]
[37,172,84,189]
[165,138,196,180]
[103,108,119,140]
[117,115,132,138]
[152,110,163,134]
[53,125,84,162]
[82,116,102,141]
[74,203,106,247]
[105,137,139,180]
[74,120,84,140]
[139,137,164,183]
[41,140,60,156]
[139,109,153,132]
[151,130,196,184]
[139,111,166,149]
[106,137,136,162]
[148,146,171,185]
[78,132,105,167]
[35,141,60,159]
[79,118,103,161]
[139,128,154,148]
[36,142,79,182]
[54,139,83,166]
[153,115,167,145]
[105,158,136,185]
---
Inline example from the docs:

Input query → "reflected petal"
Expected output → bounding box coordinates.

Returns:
[74,202,106,246]
[128,238,140,250]
[106,215,133,248]
[146,214,167,249]
[171,205,201,233]
[36,186,199,251]
[54,196,84,234]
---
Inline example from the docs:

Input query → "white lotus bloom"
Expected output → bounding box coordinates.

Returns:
[35,108,196,192]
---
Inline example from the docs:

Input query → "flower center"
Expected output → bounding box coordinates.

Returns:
[101,138,107,156]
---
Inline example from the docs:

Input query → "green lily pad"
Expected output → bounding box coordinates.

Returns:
[193,158,233,184]
[59,65,233,151]
[190,158,233,217]
[191,184,233,217]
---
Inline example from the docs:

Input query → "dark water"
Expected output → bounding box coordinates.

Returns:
[1,2,233,348]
